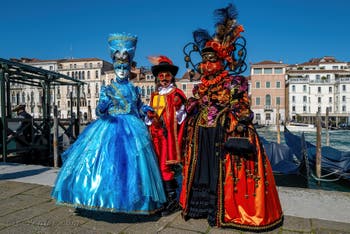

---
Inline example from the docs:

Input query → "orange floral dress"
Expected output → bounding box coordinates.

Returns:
[180,72,283,231]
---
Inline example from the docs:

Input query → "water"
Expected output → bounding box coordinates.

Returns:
[257,128,350,152]
[257,128,350,192]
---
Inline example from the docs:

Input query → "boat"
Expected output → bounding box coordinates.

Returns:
[263,122,316,132]
[260,134,309,188]
[286,122,316,132]
[284,127,350,185]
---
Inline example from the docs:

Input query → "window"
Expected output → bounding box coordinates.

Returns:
[95,70,99,79]
[274,68,283,74]
[328,106,332,112]
[329,87,332,93]
[89,63,93,68]
[266,113,271,120]
[74,64,77,69]
[318,87,321,93]
[87,71,90,79]
[342,96,346,102]
[329,97,332,103]
[265,94,271,106]
[255,82,260,88]
[49,65,53,71]
[95,83,99,93]
[292,106,296,112]
[303,85,307,92]
[292,96,295,102]
[266,81,270,88]
[182,84,187,91]
[276,97,281,105]
[342,106,346,112]
[256,97,260,105]
[342,85,346,91]
[255,113,261,120]
[292,85,295,92]
[318,97,321,103]
[264,68,272,74]
[276,81,281,88]
[303,96,307,102]
[303,106,307,112]
[253,68,262,74]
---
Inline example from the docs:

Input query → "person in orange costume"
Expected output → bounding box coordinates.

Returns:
[146,55,187,216]
[179,4,283,231]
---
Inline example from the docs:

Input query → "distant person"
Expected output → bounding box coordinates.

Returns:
[11,104,33,143]
[51,32,166,214]
[146,55,187,216]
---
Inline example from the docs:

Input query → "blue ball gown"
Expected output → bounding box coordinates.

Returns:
[51,80,166,214]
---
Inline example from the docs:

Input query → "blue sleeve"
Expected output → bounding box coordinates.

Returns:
[96,85,112,118]
[135,86,153,118]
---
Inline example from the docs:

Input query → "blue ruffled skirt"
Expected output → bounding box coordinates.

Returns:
[51,115,166,214]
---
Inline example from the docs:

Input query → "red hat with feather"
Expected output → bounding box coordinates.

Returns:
[148,55,179,77]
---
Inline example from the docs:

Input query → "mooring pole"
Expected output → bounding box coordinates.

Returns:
[325,107,329,146]
[276,105,280,144]
[316,110,322,185]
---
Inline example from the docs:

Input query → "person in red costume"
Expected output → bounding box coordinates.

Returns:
[179,4,283,231]
[145,55,187,216]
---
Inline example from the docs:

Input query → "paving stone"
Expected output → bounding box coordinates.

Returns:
[208,227,241,234]
[159,227,202,233]
[22,184,53,198]
[311,219,350,233]
[169,214,210,233]
[0,194,50,218]
[281,215,312,232]
[0,200,55,226]
[0,181,39,199]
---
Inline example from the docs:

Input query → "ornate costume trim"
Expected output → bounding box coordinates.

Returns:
[201,70,229,87]
[109,82,131,114]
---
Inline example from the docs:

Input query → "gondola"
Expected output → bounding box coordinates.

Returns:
[284,127,350,187]
[260,132,309,188]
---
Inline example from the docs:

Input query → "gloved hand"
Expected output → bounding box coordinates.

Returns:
[142,105,154,114]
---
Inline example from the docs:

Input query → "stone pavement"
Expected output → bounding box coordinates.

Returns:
[0,162,350,234]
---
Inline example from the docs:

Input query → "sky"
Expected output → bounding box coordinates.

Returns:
[1,0,350,76]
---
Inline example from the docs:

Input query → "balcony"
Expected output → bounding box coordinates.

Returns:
[264,105,273,112]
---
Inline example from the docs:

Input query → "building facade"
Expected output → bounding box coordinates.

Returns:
[250,61,287,125]
[287,56,350,126]
[10,58,113,121]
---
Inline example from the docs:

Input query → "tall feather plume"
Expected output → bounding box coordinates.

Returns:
[213,3,238,43]
[193,29,212,50]
[147,56,160,65]
[147,55,173,65]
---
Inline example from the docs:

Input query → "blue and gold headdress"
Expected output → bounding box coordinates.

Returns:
[108,33,137,64]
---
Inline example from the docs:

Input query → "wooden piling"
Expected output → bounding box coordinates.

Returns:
[325,107,329,146]
[276,105,280,144]
[316,110,322,185]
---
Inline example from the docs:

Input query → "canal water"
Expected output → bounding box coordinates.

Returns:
[257,128,350,192]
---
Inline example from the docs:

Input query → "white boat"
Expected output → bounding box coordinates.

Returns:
[263,123,316,132]
[285,123,316,132]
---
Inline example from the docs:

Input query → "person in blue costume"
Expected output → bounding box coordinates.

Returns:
[51,32,166,215]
